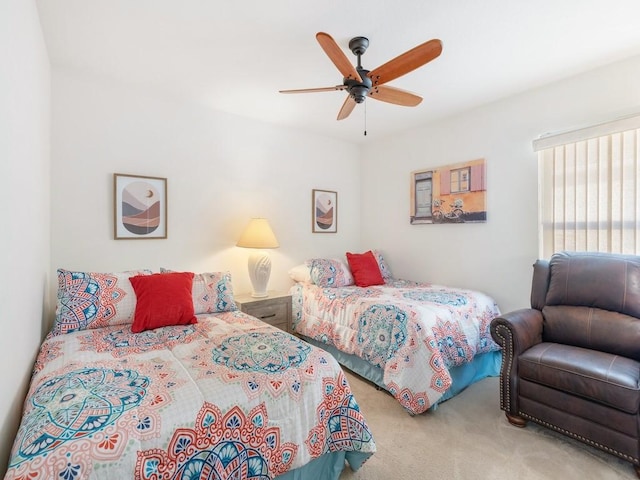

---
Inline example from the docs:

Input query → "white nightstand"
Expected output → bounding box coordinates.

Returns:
[234,291,292,333]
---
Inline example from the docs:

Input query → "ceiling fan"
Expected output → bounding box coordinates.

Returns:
[279,32,443,121]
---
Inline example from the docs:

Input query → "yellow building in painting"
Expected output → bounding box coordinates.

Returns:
[410,158,486,224]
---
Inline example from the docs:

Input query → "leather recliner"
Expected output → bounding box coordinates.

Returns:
[490,251,640,477]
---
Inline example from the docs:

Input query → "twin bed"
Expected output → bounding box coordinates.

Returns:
[4,269,375,480]
[288,252,502,415]
[6,253,501,479]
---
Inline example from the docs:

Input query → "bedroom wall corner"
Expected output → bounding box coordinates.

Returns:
[0,0,51,475]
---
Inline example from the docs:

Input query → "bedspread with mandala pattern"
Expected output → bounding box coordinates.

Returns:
[6,311,375,480]
[290,279,501,414]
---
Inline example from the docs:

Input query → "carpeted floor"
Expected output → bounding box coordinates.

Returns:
[339,370,636,480]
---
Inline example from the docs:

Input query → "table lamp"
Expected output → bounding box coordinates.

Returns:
[236,218,279,298]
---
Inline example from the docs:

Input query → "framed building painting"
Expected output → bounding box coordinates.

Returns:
[312,189,337,233]
[410,158,487,224]
[114,173,167,239]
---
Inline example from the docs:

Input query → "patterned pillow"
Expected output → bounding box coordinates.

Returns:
[54,268,152,335]
[160,269,238,314]
[372,250,393,279]
[308,258,354,287]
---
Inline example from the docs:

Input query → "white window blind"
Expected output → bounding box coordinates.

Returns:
[534,115,640,259]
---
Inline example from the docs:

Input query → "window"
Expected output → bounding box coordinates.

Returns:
[534,115,640,258]
[450,167,470,193]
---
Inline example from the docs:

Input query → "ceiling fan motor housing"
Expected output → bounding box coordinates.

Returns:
[345,67,372,103]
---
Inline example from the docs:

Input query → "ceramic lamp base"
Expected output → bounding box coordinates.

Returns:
[247,250,271,298]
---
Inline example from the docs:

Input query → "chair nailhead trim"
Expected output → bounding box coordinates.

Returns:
[493,324,512,412]
[520,412,639,464]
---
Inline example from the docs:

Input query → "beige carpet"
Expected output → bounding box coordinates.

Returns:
[339,370,636,480]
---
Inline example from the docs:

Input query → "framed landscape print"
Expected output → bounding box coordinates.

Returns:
[312,189,337,233]
[114,173,167,239]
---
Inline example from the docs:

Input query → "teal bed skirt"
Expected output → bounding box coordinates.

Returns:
[276,450,371,480]
[299,335,501,410]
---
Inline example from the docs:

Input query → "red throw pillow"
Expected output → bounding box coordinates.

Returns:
[130,272,197,333]
[346,251,384,287]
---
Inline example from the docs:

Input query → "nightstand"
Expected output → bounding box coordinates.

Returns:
[234,291,292,333]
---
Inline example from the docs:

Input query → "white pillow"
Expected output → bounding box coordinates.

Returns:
[288,264,312,283]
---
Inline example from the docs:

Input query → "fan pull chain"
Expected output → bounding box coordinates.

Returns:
[364,100,367,136]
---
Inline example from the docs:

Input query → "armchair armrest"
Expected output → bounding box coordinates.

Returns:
[490,309,544,417]
[491,308,543,355]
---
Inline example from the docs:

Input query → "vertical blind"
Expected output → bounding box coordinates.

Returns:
[533,115,640,259]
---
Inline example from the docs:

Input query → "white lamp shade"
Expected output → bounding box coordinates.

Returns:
[237,218,279,298]
[236,218,279,249]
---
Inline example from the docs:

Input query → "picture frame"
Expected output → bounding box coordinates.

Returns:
[312,189,337,233]
[410,158,487,225]
[114,173,167,239]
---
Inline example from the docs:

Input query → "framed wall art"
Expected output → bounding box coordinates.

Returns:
[114,173,167,239]
[312,189,337,233]
[410,158,487,225]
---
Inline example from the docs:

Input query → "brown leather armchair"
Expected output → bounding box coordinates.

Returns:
[490,251,640,477]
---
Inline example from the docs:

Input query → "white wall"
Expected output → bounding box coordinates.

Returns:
[0,0,50,476]
[361,55,640,314]
[50,68,361,327]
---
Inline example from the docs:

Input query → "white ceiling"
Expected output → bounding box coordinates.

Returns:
[36,0,640,144]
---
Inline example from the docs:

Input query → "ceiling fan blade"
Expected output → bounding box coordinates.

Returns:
[368,85,423,106]
[280,85,347,94]
[368,38,442,86]
[337,95,356,121]
[316,32,363,83]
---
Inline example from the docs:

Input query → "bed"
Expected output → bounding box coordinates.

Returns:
[288,253,502,415]
[4,269,375,480]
